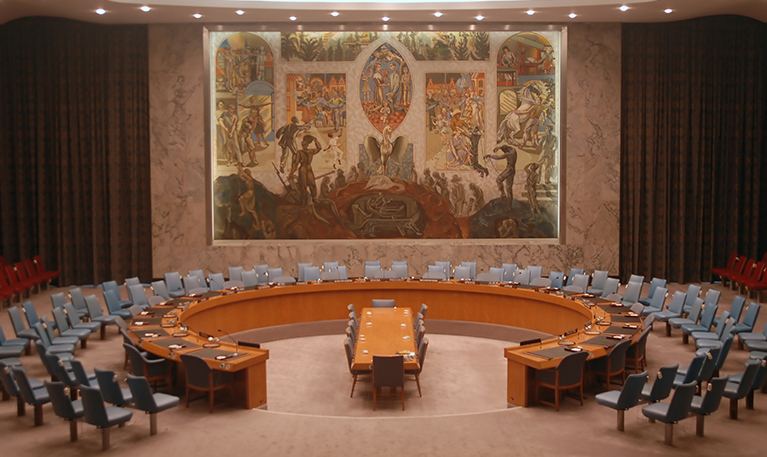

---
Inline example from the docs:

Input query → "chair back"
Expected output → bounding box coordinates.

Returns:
[126,374,158,412]
[344,337,355,371]
[371,299,395,308]
[686,299,704,324]
[461,262,477,279]
[8,306,31,336]
[79,385,111,426]
[547,271,565,289]
[416,337,429,373]
[704,289,722,310]
[591,270,608,291]
[22,301,41,328]
[554,351,589,386]
[323,261,339,272]
[566,268,585,285]
[182,276,201,294]
[45,380,81,420]
[129,284,148,308]
[103,289,123,314]
[606,339,632,373]
[571,274,590,292]
[179,354,214,389]
[434,261,451,279]
[646,277,667,300]
[601,278,620,298]
[11,366,41,404]
[80,297,103,320]
[364,264,383,278]
[372,355,404,389]
[102,280,121,298]
[124,343,147,376]
[0,362,20,396]
[694,375,729,415]
[698,303,719,330]
[645,287,667,312]
[208,273,225,290]
[69,288,88,315]
[454,265,472,280]
[338,266,349,279]
[95,368,131,405]
[391,264,408,278]
[254,265,270,284]
[32,322,52,347]
[426,265,446,279]
[629,326,652,363]
[241,270,258,287]
[419,303,428,317]
[716,314,737,341]
[750,356,767,391]
[664,381,697,422]
[303,266,321,281]
[697,347,721,383]
[364,260,381,268]
[515,269,530,285]
[501,264,517,282]
[739,302,761,331]
[729,359,761,399]
[679,354,706,385]
[713,335,735,371]
[666,291,687,315]
[189,269,206,286]
[622,281,643,305]
[615,371,649,409]
[296,263,313,281]
[628,274,644,284]
[70,360,97,387]
[645,364,679,402]
[347,321,357,342]
[51,292,68,309]
[151,281,171,300]
[51,307,71,334]
[267,268,283,281]
[228,266,243,282]
[684,284,702,309]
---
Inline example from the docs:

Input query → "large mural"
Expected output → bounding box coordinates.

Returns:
[209,30,561,241]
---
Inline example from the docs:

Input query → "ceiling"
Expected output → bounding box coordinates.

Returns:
[1,0,765,26]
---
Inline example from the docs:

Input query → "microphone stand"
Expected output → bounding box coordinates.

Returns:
[218,328,240,356]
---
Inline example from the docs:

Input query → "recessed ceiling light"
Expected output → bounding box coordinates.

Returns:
[665,8,673,14]
[193,13,202,19]
[331,11,339,17]
[434,12,442,18]
[236,10,244,15]
[140,6,150,12]
[526,10,535,16]
[475,15,484,21]
[382,16,390,22]
[96,8,106,15]
[620,5,629,12]
[569,13,577,18]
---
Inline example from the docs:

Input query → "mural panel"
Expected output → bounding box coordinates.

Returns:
[209,30,561,241]
[393,31,490,61]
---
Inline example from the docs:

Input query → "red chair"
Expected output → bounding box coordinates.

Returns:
[720,256,749,288]
[33,255,59,284]
[711,252,739,285]
[0,268,24,302]
[726,258,755,290]
[4,265,32,298]
[734,261,764,293]
[14,262,42,294]
[743,264,767,301]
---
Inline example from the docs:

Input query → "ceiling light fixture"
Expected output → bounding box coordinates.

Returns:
[527,10,535,16]
[382,16,390,22]
[331,11,339,17]
[140,6,150,12]
[193,13,202,19]
[96,8,106,15]
[620,5,629,11]
[236,10,244,15]
[289,15,297,21]
[434,12,442,18]
[665,8,673,14]
[569,13,577,18]
[475,15,484,21]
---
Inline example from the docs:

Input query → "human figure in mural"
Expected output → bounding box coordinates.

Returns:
[238,113,258,167]
[447,127,471,169]
[276,116,310,175]
[347,166,358,183]
[485,145,518,202]
[435,172,450,202]
[236,163,261,230]
[535,46,555,74]
[525,162,542,221]
[469,182,485,210]
[323,132,343,169]
[329,91,345,133]
[520,94,545,148]
[377,126,394,175]
[423,168,435,191]
[215,101,227,161]
[218,104,241,166]
[450,175,466,216]
[400,65,412,105]
[334,169,347,190]
[468,126,488,177]
[361,69,372,103]
[296,135,323,206]
[538,124,558,184]
[500,46,519,68]
[319,176,331,200]
[373,63,386,106]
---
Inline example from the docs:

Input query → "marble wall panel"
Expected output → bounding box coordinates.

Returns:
[149,23,621,279]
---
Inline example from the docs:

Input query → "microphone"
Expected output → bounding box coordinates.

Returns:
[218,328,240,356]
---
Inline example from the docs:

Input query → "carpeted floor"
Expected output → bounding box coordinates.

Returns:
[1,282,765,456]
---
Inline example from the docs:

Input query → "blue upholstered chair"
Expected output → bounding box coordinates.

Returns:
[689,375,729,437]
[297,262,313,281]
[502,263,517,282]
[164,272,186,298]
[180,353,234,413]
[208,273,226,290]
[595,371,648,431]
[102,280,132,308]
[12,366,51,426]
[45,380,85,442]
[565,268,584,286]
[79,385,133,451]
[453,265,472,280]
[641,381,697,445]
[723,359,761,419]
[372,299,396,308]
[638,277,667,306]
[95,368,134,407]
[126,374,180,435]
[534,350,589,411]
[228,266,244,282]
[303,266,321,281]
[241,270,258,287]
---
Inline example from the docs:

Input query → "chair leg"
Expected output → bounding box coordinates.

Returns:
[80,338,87,349]
[351,374,357,398]
[696,414,705,437]
[34,404,43,426]
[666,323,671,337]
[682,333,689,344]
[664,422,674,446]
[746,390,755,410]
[101,427,111,451]
[209,390,215,413]
[616,410,625,431]
[100,326,106,340]
[150,412,158,436]
[373,387,377,411]
[415,374,421,397]
[70,420,78,442]
[730,397,739,420]
[17,396,25,416]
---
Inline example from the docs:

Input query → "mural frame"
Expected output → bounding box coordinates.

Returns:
[203,24,567,245]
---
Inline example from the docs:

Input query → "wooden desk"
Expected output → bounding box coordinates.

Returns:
[352,307,419,372]
[130,280,636,409]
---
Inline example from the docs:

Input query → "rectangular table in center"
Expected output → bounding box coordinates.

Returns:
[352,307,419,372]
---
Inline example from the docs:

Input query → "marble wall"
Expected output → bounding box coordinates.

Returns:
[149,23,621,278]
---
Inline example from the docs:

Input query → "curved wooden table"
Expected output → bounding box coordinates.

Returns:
[129,280,639,409]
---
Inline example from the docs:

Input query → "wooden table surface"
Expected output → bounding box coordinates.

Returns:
[352,307,419,371]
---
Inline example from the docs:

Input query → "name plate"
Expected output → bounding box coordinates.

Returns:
[387,277,406,282]
[296,281,309,286]
[420,278,439,283]
[367,278,382,282]
[258,285,271,290]
[336,279,353,283]
[464,280,476,285]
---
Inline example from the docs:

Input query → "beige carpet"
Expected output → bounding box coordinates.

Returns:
[1,283,766,456]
